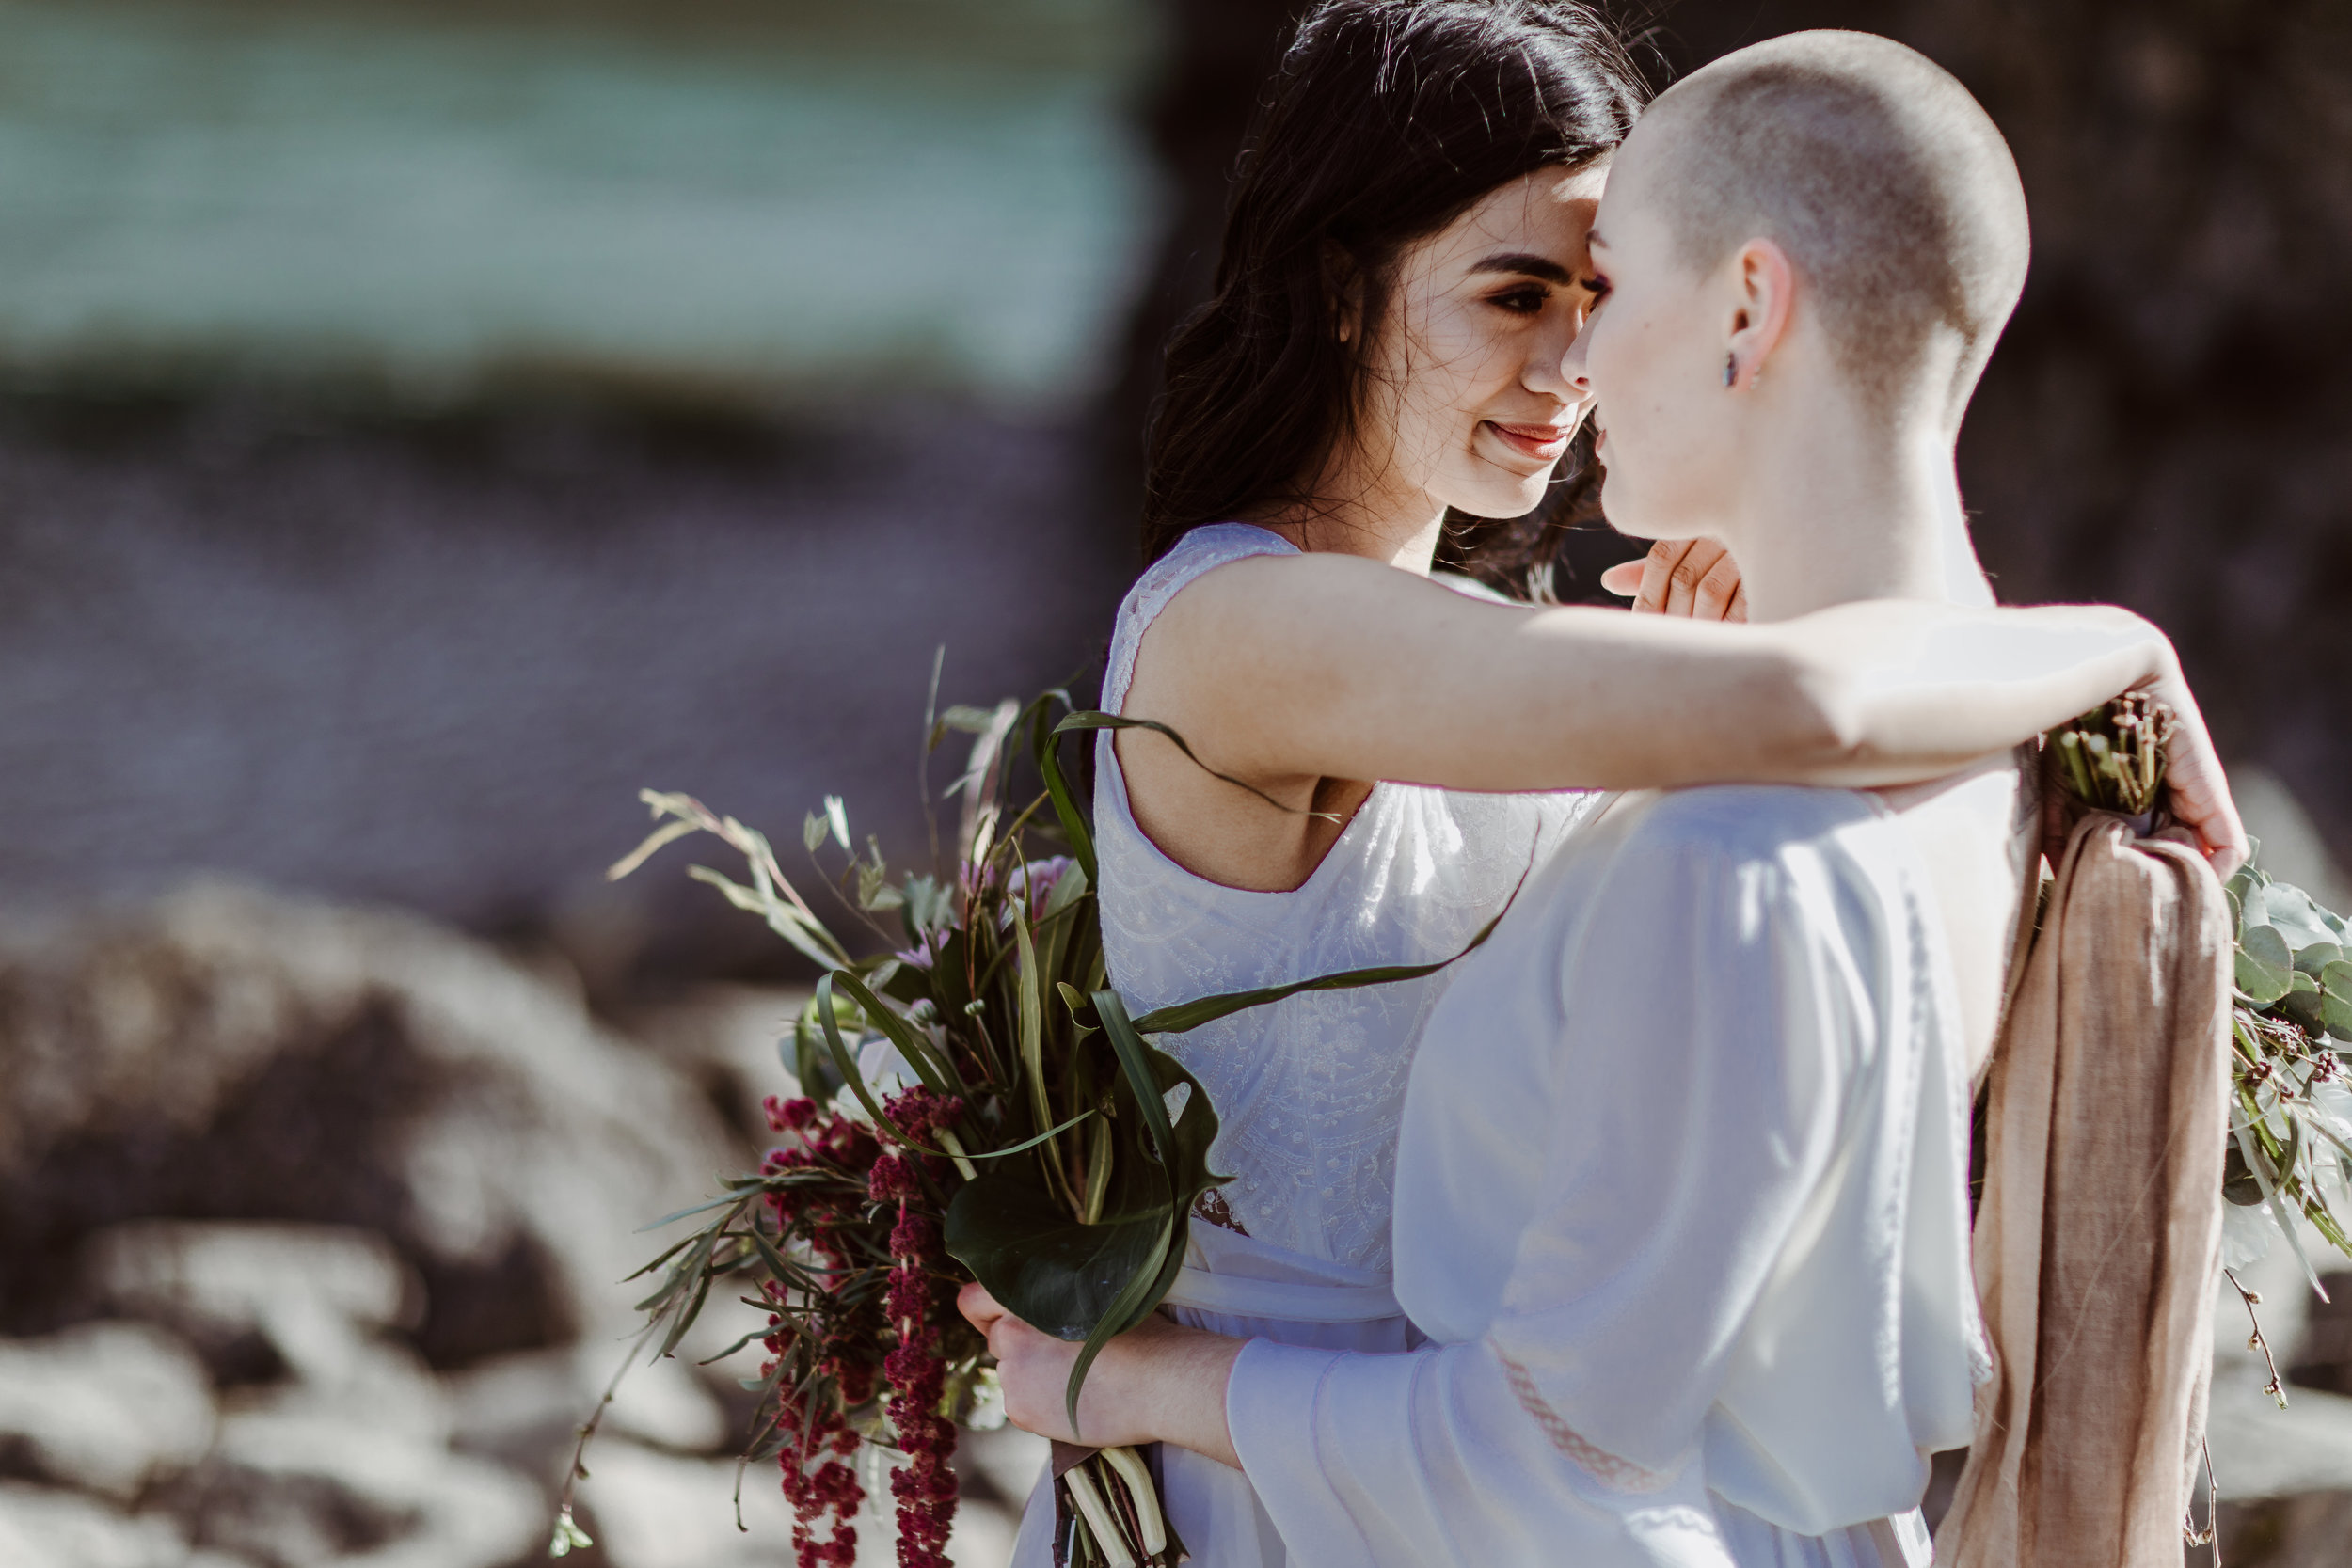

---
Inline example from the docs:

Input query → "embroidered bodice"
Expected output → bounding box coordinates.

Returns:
[1092,523,1593,1271]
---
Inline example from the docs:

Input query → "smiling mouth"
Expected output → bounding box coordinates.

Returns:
[1484,420,1572,461]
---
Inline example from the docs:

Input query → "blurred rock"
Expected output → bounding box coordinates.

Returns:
[0,1322,214,1498]
[0,881,735,1351]
[0,884,1030,1563]
[2214,1489,2352,1568]
[0,1481,197,1568]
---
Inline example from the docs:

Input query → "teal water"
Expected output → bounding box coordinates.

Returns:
[0,0,1165,406]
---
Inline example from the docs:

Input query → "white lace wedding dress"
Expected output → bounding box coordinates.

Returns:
[1007,523,1594,1567]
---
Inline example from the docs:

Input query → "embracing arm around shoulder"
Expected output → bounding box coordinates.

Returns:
[1138,552,2241,866]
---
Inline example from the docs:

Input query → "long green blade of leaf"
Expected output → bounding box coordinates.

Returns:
[1056,711,1338,822]
[1132,854,1531,1035]
[1092,990,1179,1178]
[829,969,966,1100]
[816,974,913,1143]
[966,1107,1098,1161]
[1034,694,1098,887]
[1063,1213,1174,1438]
[1014,912,1075,1211]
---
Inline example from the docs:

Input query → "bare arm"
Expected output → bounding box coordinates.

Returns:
[1138,552,2241,866]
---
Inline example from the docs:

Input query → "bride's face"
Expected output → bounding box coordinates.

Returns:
[1343,164,1607,523]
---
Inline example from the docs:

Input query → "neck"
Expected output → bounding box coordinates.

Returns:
[1724,387,1989,623]
[1259,453,1449,574]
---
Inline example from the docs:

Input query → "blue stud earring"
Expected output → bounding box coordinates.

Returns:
[1724,353,1738,388]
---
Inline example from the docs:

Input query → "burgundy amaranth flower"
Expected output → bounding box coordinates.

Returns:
[880,1181,958,1566]
[765,1094,820,1134]
[867,1153,920,1205]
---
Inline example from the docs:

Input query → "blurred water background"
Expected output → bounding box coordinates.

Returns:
[0,2,2347,1565]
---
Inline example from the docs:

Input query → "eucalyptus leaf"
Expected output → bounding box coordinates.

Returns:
[2296,942,2344,979]
[2240,924,2297,1005]
[2260,882,2341,958]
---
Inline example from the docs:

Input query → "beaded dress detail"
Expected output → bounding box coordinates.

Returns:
[1092,523,1595,1271]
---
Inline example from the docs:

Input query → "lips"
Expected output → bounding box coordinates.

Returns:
[1484,420,1572,461]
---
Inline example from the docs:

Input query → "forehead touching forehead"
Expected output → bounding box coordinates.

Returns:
[1618,31,2029,412]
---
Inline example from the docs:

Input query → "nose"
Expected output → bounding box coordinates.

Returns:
[1561,313,1597,403]
[1524,307,1591,411]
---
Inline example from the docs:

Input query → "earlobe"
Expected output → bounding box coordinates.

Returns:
[1724,238,1794,391]
[1322,240,1363,346]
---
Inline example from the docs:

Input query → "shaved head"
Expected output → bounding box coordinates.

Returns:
[1629,31,2028,415]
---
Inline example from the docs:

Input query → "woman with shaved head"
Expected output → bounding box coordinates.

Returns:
[963,9,2235,1565]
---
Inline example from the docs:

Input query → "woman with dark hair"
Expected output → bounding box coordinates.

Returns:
[972,3,2241,1563]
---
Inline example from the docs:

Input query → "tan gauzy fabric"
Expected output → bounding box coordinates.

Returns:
[1942,813,2233,1566]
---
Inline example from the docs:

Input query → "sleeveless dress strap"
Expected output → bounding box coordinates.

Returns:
[1104,523,1298,712]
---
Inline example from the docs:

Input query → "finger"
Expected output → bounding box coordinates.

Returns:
[958,1281,1006,1332]
[1634,540,1692,615]
[1597,560,1646,599]
[1692,546,1742,622]
[2148,682,2249,875]
[1662,540,1717,619]
[1726,580,1749,623]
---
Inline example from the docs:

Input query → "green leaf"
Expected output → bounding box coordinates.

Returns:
[943,1173,1172,1342]
[687,864,847,973]
[942,704,1004,733]
[1032,693,1098,889]
[1056,710,1340,822]
[815,974,911,1141]
[2296,942,2344,979]
[965,1108,1099,1161]
[607,816,701,882]
[1065,1213,1176,1439]
[2240,924,2297,1005]
[636,1192,754,1233]
[2260,882,2343,960]
[944,996,1229,1433]
[824,795,851,851]
[1011,912,1073,1210]
[1131,858,1531,1036]
[829,969,965,1100]
[2322,960,2352,1041]
[1093,990,1181,1180]
[790,1004,846,1106]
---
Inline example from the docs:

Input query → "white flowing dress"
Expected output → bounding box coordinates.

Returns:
[1009,523,1593,1567]
[1225,786,1989,1568]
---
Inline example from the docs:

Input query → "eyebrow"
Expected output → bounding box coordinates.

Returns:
[1586,230,1611,252]
[1467,251,1580,287]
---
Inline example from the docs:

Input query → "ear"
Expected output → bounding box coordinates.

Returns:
[1321,240,1365,345]
[1724,238,1795,389]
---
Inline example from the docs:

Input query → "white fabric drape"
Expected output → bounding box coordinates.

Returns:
[1226,787,1988,1567]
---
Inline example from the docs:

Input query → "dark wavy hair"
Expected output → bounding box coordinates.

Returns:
[1140,0,1649,596]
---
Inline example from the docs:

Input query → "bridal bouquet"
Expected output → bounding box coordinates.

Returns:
[2048,697,2352,1303]
[552,682,1498,1568]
